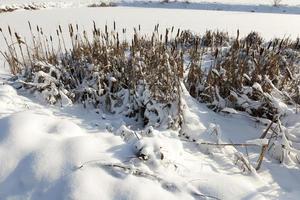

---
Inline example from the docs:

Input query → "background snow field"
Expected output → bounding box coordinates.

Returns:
[0,1,300,200]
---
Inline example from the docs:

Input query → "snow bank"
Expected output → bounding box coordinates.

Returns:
[0,110,192,200]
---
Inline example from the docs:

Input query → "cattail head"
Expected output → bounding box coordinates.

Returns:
[8,26,12,36]
[176,28,180,38]
[93,21,96,32]
[69,24,74,37]
[14,32,24,44]
[28,21,32,31]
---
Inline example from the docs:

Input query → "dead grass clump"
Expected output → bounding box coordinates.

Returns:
[1,23,184,128]
[201,30,230,47]
[186,31,300,119]
[1,23,300,124]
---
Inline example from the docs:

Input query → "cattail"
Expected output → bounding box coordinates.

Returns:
[69,24,74,37]
[8,25,12,36]
[279,38,284,50]
[28,21,32,31]
[116,32,119,49]
[14,32,24,44]
[59,25,62,33]
[165,28,169,45]
[176,28,180,38]
[49,35,56,61]
[93,21,97,32]
[267,41,272,49]
[105,24,108,41]
[14,32,26,70]
[7,25,18,64]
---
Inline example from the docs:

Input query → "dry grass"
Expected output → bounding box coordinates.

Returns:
[0,22,185,128]
[1,22,300,124]
[186,31,300,119]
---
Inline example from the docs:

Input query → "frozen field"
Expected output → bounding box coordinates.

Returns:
[0,1,300,200]
[0,7,299,44]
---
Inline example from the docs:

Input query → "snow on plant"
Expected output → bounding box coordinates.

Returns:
[1,23,183,128]
[186,31,300,120]
[1,22,300,171]
[115,124,184,170]
[268,125,300,165]
[196,123,223,154]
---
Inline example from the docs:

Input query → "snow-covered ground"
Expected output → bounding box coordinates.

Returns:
[1,0,300,15]
[1,0,300,6]
[0,7,300,46]
[1,1,300,200]
[1,72,300,200]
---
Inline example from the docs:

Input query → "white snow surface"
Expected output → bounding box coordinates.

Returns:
[0,6,300,50]
[0,77,300,199]
[1,2,300,200]
[1,0,300,6]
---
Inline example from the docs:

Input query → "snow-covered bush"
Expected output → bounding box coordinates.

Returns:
[186,31,300,119]
[2,23,300,127]
[2,24,183,128]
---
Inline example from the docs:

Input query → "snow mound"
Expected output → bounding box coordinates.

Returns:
[0,110,193,200]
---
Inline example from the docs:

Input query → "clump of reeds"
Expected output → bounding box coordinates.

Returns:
[1,22,300,125]
[186,30,300,119]
[0,22,188,129]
